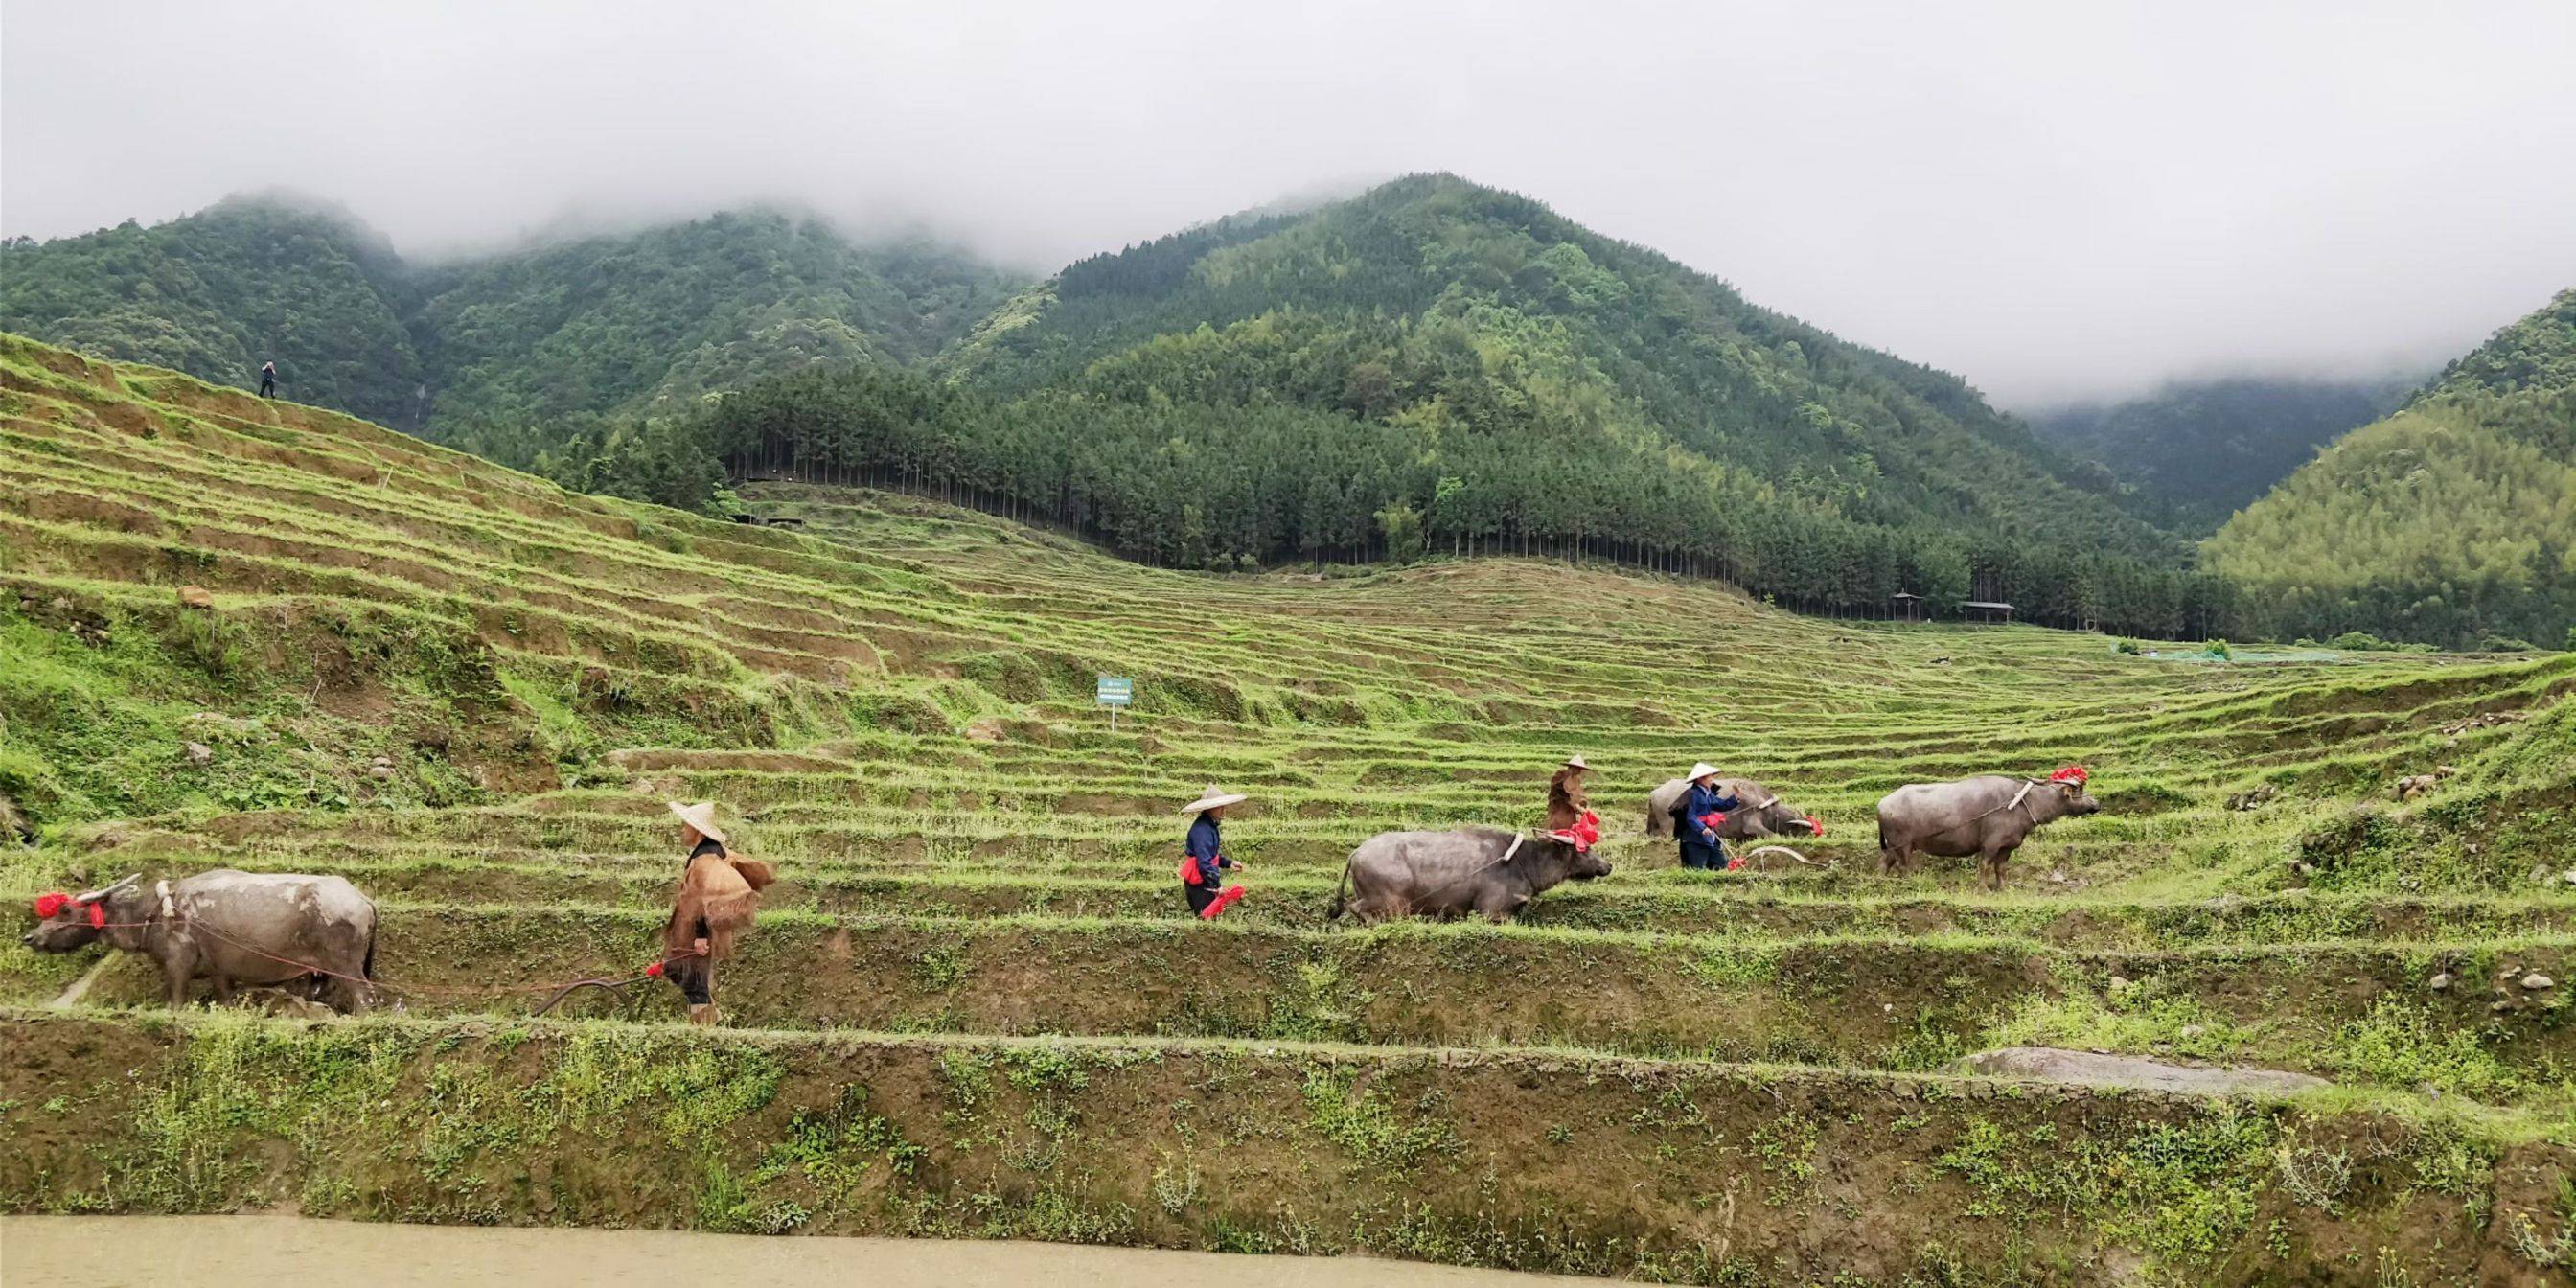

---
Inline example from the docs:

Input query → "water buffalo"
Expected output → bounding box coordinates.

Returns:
[22,869,379,1012]
[1876,775,2100,890]
[1644,776,1823,843]
[1335,827,1611,923]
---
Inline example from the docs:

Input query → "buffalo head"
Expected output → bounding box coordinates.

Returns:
[2053,781,2102,817]
[1568,848,1613,881]
[1740,790,1823,839]
[20,875,136,953]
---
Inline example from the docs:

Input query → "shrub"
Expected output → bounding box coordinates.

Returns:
[2114,638,2141,656]
[2206,638,2231,660]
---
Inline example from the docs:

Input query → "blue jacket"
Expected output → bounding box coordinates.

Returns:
[1675,782,1742,845]
[1186,816,1233,886]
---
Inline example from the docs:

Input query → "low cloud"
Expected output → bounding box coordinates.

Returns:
[6,0,2571,406]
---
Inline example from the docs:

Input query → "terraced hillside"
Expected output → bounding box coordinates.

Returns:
[2,334,2573,1284]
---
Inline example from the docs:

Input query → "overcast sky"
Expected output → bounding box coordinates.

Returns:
[5,1,2572,407]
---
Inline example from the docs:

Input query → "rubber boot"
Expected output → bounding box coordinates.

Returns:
[688,1003,720,1026]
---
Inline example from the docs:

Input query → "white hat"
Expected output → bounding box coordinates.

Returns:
[668,800,727,844]
[1562,755,1590,770]
[1179,783,1248,814]
[1686,763,1721,781]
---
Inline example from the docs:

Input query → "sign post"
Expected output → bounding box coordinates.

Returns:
[1095,676,1133,731]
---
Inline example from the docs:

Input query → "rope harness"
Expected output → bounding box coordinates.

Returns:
[1957,780,2047,830]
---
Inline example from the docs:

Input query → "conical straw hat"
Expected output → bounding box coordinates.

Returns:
[668,800,727,844]
[1179,783,1248,814]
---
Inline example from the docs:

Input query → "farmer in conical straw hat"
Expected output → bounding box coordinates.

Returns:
[1669,763,1742,873]
[1546,755,1592,832]
[1177,784,1249,920]
[662,800,774,1025]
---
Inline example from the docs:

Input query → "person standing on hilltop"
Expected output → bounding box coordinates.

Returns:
[658,800,774,1025]
[1546,755,1592,831]
[257,360,277,399]
[1671,763,1742,872]
[1177,784,1249,920]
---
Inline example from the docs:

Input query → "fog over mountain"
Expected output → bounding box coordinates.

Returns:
[5,0,2572,407]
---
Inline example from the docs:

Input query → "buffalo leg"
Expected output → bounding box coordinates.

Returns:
[162,957,195,1007]
[1979,847,2009,891]
[1878,843,1907,877]
[210,976,235,1004]
[1353,893,1405,924]
[326,973,370,1016]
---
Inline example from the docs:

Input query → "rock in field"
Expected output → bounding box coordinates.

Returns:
[2522,974,2554,991]
[1961,1047,2329,1095]
[183,741,213,766]
[177,585,215,610]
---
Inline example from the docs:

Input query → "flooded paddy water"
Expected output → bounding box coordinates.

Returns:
[0,1216,1622,1288]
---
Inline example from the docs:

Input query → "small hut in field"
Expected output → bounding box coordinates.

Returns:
[1890,591,1924,623]
[1964,600,2014,626]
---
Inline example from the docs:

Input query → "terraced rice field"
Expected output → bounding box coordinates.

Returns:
[2,333,2573,1284]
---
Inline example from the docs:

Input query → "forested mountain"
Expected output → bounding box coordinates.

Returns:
[411,214,1015,435]
[2204,289,2576,648]
[0,195,426,426]
[700,173,2217,633]
[0,196,1023,438]
[2031,375,2414,531]
[44,178,2561,647]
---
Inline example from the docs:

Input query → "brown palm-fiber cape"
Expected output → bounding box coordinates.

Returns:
[665,848,777,965]
[1546,767,1590,832]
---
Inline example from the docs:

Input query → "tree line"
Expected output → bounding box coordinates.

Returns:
[475,358,2233,638]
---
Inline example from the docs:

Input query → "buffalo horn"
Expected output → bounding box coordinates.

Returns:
[73,873,140,904]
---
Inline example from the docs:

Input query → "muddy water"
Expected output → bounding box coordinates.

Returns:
[0,1215,1622,1287]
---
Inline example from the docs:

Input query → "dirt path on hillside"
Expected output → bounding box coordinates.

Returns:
[0,1216,1622,1287]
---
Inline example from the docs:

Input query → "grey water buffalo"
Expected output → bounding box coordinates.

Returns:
[1336,827,1611,923]
[22,869,379,1012]
[1644,777,1823,843]
[1876,775,2100,890]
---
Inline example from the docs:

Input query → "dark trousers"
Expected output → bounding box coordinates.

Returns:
[1184,883,1220,915]
[665,956,713,1004]
[1679,840,1729,870]
[259,377,276,398]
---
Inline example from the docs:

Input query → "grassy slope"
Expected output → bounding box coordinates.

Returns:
[2,334,2573,1282]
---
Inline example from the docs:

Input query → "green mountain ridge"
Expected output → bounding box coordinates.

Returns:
[947,174,2169,560]
[0,195,1025,438]
[9,175,2220,632]
[784,172,2211,632]
[2204,289,2576,648]
[22,176,2565,647]
[2031,374,2418,532]
[0,194,427,426]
